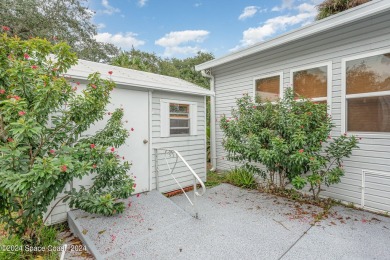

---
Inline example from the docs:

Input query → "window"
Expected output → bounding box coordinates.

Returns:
[160,100,197,137]
[169,103,190,135]
[344,51,390,133]
[291,63,330,103]
[254,73,282,102]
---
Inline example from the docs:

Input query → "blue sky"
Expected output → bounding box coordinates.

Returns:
[88,0,323,58]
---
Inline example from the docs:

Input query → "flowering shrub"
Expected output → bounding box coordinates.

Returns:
[0,32,134,239]
[220,88,359,199]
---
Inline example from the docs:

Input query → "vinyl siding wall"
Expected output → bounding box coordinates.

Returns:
[151,91,207,193]
[212,13,390,212]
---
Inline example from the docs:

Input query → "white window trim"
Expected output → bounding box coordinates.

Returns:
[341,48,390,136]
[289,61,332,114]
[253,71,284,103]
[160,99,197,137]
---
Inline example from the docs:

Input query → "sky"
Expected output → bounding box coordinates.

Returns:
[88,0,324,58]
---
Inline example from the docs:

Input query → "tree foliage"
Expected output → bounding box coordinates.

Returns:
[0,0,120,62]
[220,89,359,199]
[0,31,134,240]
[111,48,214,89]
[316,0,371,20]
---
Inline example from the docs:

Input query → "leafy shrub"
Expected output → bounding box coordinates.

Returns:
[0,30,134,240]
[226,167,257,189]
[220,88,359,199]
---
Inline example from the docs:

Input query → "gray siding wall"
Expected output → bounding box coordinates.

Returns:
[151,91,207,193]
[212,13,390,212]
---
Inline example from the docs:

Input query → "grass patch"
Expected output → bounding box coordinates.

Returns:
[225,167,257,189]
[204,171,227,188]
[0,221,66,260]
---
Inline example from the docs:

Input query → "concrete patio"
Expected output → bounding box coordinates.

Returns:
[68,184,390,260]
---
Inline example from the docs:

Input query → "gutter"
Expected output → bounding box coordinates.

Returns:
[201,70,217,172]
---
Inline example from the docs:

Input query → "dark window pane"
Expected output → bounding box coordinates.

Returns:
[293,66,327,99]
[346,53,390,95]
[255,75,280,102]
[347,96,390,132]
[170,119,189,128]
[170,128,190,135]
[170,103,189,113]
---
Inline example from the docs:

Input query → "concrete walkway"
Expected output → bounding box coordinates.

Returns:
[68,184,390,260]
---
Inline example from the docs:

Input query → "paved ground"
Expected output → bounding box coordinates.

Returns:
[68,184,390,260]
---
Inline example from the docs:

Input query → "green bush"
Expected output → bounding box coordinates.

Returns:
[226,167,257,189]
[221,88,359,199]
[0,29,134,240]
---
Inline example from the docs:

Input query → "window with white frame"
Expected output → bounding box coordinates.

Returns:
[344,52,390,133]
[254,73,282,102]
[291,64,330,104]
[160,100,197,137]
[169,103,190,135]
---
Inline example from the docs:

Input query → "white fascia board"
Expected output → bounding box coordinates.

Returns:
[195,0,390,71]
[66,73,215,96]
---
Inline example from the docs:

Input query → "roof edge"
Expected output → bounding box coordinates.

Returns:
[65,73,215,96]
[195,0,390,71]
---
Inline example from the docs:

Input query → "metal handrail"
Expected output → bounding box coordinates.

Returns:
[154,148,206,218]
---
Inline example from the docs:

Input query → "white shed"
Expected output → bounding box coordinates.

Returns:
[196,0,390,213]
[45,59,213,225]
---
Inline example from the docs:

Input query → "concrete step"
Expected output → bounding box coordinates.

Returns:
[67,190,193,259]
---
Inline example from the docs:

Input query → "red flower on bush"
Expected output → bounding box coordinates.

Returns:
[76,82,80,85]
[7,137,13,142]
[60,165,67,172]
[0,89,5,94]
[2,26,10,31]
[31,65,38,69]
[24,53,30,59]
[131,128,134,131]
[90,144,96,149]
[299,149,304,153]
[133,183,137,188]
[92,164,97,169]
[18,111,26,116]
[108,71,113,75]
[111,147,115,152]
[49,149,55,154]
[91,84,97,89]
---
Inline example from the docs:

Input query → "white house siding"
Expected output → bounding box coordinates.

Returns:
[212,13,390,212]
[151,91,207,193]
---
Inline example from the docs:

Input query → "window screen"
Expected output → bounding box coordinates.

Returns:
[169,103,190,135]
[293,66,327,99]
[255,75,280,102]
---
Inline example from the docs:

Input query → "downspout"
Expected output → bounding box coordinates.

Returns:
[201,69,217,172]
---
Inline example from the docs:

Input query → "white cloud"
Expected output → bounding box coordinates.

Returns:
[272,0,295,11]
[101,0,120,15]
[94,32,145,49]
[155,30,210,56]
[97,23,106,29]
[194,3,202,7]
[238,6,259,20]
[231,2,317,51]
[138,0,147,7]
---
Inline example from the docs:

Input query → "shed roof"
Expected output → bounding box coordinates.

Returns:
[66,59,213,96]
[195,0,390,71]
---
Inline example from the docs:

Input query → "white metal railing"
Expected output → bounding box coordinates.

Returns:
[154,148,206,219]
